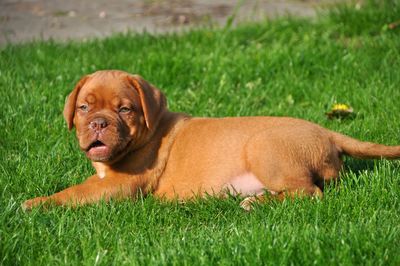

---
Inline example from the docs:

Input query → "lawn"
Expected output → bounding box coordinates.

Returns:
[1,1,400,265]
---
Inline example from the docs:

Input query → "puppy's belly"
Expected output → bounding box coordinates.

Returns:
[154,172,266,199]
[223,172,265,196]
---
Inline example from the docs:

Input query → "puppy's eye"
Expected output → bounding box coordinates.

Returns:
[78,104,88,112]
[119,107,131,114]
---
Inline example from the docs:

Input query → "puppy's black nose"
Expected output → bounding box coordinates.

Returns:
[90,117,108,131]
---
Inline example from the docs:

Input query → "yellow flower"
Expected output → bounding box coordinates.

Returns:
[332,103,351,111]
[326,103,354,119]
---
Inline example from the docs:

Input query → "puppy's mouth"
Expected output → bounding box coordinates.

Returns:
[88,140,106,149]
[86,140,110,159]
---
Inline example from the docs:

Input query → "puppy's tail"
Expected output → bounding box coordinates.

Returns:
[331,132,400,159]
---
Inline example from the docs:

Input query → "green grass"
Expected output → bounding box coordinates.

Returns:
[1,1,400,265]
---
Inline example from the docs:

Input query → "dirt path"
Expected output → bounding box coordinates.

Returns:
[0,0,336,45]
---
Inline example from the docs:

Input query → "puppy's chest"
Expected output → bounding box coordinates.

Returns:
[93,162,108,179]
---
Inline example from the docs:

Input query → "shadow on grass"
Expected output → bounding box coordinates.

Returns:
[343,157,376,173]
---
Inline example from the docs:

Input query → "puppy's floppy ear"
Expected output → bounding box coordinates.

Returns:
[128,75,167,131]
[63,75,90,130]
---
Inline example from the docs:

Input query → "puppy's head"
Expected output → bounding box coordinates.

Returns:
[63,70,166,162]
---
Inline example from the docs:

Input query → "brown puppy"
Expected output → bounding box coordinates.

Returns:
[22,70,400,211]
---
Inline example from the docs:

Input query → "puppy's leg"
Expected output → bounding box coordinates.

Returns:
[22,175,141,210]
[240,186,323,211]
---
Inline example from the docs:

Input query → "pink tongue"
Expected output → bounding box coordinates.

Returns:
[88,145,109,156]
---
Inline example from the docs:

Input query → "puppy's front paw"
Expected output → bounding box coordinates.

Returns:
[240,197,256,211]
[21,197,48,211]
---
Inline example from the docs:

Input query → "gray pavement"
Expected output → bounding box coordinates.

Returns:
[0,0,337,45]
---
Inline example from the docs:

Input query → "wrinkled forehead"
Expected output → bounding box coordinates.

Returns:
[77,74,139,105]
